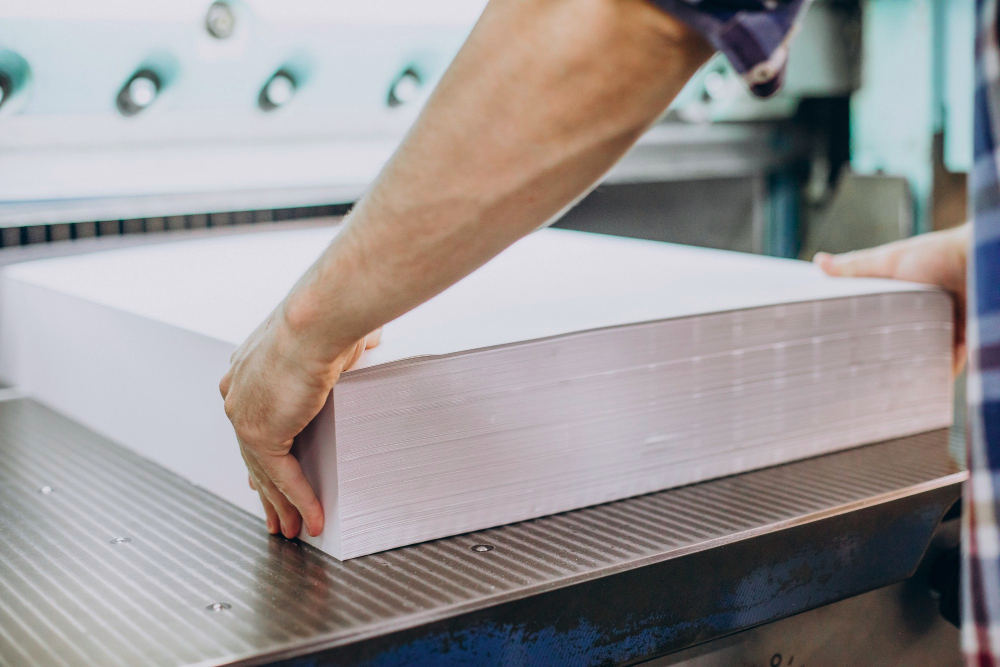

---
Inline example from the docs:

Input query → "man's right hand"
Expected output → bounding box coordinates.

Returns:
[216,0,715,540]
[219,299,380,540]
[814,223,970,376]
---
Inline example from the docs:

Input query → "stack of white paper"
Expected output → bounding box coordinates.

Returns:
[0,226,953,559]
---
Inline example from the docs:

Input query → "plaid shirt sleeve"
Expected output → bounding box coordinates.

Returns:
[647,0,812,97]
[964,1,1000,665]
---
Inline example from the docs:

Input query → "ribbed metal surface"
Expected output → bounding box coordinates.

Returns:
[0,399,962,667]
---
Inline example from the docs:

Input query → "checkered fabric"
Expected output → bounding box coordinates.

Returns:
[651,0,812,96]
[659,0,997,664]
[964,1,1000,664]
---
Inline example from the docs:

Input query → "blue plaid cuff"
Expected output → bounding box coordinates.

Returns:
[649,0,811,97]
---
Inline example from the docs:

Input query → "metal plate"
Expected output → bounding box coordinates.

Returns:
[0,399,963,667]
[0,122,799,229]
[647,578,963,667]
[646,513,963,666]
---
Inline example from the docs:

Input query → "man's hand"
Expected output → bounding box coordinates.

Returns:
[219,303,380,539]
[219,0,712,539]
[814,223,970,376]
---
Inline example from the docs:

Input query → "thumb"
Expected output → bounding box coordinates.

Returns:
[814,247,897,279]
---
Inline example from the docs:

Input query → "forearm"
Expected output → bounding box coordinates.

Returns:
[284,0,712,359]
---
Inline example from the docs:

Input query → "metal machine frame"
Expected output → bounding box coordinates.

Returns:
[0,394,963,667]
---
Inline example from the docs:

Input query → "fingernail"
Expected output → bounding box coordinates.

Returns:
[266,517,276,533]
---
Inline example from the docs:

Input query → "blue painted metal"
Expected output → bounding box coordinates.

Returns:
[765,169,802,258]
[272,487,958,667]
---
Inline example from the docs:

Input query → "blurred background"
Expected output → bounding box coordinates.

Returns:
[0,0,972,257]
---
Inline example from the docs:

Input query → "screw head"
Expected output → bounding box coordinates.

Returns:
[109,537,132,545]
[206,602,232,612]
[259,71,296,111]
[387,68,422,108]
[117,70,161,116]
[471,544,494,553]
[38,485,54,495]
[127,76,158,108]
[264,73,294,107]
[205,1,236,39]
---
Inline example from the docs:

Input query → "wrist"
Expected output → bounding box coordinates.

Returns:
[279,281,351,369]
[280,213,385,369]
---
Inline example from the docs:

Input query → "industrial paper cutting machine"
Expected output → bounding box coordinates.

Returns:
[0,2,968,664]
[0,227,968,667]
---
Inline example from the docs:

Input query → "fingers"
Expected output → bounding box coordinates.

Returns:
[954,341,968,377]
[243,458,278,534]
[817,242,970,377]
[812,252,835,274]
[223,302,339,541]
[255,484,281,535]
[341,330,382,372]
[342,329,381,371]
[255,465,304,539]
[954,304,968,378]
[814,247,897,280]
[242,446,305,539]
[345,340,366,371]
[256,451,325,537]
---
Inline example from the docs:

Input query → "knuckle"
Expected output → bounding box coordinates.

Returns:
[223,395,236,420]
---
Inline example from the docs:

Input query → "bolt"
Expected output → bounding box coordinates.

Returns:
[206,2,236,39]
[387,68,422,108]
[38,485,53,495]
[127,77,157,108]
[259,71,296,111]
[471,544,494,553]
[109,537,132,545]
[117,70,161,116]
[206,602,232,612]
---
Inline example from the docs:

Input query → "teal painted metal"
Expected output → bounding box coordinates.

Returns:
[765,169,801,258]
[944,0,974,173]
[851,0,936,234]
[851,0,974,235]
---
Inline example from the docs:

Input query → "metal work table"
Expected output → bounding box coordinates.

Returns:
[0,397,964,666]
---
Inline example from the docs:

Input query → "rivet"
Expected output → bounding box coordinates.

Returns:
[109,537,132,545]
[387,68,422,108]
[38,485,54,495]
[259,71,296,111]
[471,544,494,553]
[206,602,232,612]
[205,1,236,39]
[116,70,161,116]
